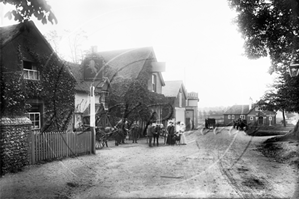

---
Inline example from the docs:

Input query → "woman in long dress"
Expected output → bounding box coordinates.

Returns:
[179,122,187,145]
[166,122,175,145]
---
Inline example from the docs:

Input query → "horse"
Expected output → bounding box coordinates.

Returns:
[153,124,161,146]
[233,119,248,131]
[95,127,113,149]
[111,127,126,146]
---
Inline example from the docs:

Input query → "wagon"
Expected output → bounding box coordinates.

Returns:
[205,118,216,129]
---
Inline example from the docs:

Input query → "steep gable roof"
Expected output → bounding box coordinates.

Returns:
[162,80,187,98]
[67,47,165,92]
[99,47,155,81]
[0,23,20,46]
[247,106,276,116]
[0,21,54,53]
[224,105,250,115]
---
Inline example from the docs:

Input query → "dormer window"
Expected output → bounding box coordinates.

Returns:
[152,74,157,92]
[23,61,40,80]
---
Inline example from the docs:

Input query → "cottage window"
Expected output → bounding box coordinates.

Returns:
[240,115,245,119]
[27,112,41,129]
[250,116,253,120]
[228,115,231,119]
[26,104,42,130]
[232,115,235,119]
[152,74,157,92]
[23,61,40,80]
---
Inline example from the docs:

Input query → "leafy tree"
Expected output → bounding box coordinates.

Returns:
[228,0,298,73]
[1,0,57,24]
[229,0,299,136]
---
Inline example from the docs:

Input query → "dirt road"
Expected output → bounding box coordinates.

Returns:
[0,127,298,198]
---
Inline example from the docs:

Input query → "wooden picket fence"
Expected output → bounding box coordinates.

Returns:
[28,131,93,164]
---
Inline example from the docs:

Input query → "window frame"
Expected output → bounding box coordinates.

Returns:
[151,74,157,92]
[27,112,41,130]
[23,61,40,80]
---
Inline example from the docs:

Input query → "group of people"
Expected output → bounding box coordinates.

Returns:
[147,121,187,147]
[96,119,188,148]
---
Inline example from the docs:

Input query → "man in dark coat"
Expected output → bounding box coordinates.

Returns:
[166,121,175,145]
[147,122,155,147]
[131,121,139,143]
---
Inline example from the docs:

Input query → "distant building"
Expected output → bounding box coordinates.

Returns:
[162,80,187,125]
[224,104,276,126]
[162,81,199,129]
[186,92,199,130]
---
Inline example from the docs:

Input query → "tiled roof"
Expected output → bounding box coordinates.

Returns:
[0,21,54,52]
[66,61,101,92]
[67,47,159,92]
[0,23,20,46]
[224,105,250,115]
[99,47,155,80]
[162,80,187,98]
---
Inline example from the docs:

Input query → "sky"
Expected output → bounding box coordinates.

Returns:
[0,0,277,108]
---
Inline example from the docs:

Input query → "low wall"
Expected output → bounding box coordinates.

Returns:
[0,116,32,176]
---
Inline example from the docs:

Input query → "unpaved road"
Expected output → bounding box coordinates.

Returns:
[0,127,298,198]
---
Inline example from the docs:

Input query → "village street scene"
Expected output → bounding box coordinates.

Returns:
[0,0,299,199]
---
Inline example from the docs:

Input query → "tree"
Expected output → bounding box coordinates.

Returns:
[229,0,299,137]
[228,0,299,72]
[1,0,57,24]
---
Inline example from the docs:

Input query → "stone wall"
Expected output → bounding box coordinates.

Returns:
[0,116,32,176]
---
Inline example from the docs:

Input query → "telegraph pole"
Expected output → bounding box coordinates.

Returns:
[90,85,96,154]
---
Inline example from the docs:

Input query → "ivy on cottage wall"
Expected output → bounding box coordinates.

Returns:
[0,46,76,132]
[105,61,173,126]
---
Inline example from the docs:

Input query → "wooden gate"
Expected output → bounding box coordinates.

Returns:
[28,131,93,164]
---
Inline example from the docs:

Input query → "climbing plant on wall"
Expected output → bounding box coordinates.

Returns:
[0,47,76,132]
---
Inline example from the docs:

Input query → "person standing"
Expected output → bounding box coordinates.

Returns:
[179,122,187,145]
[131,121,139,143]
[166,121,175,145]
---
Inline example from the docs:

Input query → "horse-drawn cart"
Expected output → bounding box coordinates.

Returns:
[205,118,216,129]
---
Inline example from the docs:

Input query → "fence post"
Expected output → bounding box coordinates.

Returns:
[30,130,35,164]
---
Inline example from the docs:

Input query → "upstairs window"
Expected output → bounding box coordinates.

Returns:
[23,61,40,80]
[152,74,157,92]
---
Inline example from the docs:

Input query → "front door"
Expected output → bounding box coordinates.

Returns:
[258,117,263,125]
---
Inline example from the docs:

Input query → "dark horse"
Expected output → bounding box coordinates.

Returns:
[153,124,161,146]
[111,127,126,146]
[233,118,248,130]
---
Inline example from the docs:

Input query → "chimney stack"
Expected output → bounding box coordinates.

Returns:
[249,97,253,110]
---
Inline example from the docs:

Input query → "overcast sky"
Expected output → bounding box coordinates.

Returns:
[0,0,276,107]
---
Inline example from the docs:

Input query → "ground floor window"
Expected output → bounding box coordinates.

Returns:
[232,115,235,119]
[26,103,42,130]
[228,115,231,119]
[240,115,245,119]
[250,116,253,120]
[27,112,41,129]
